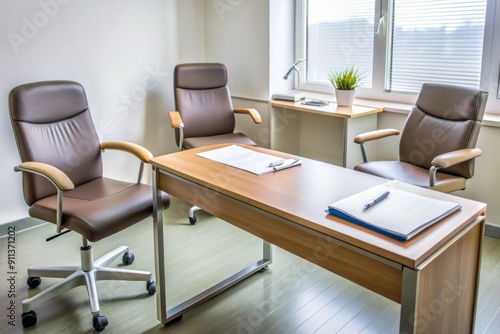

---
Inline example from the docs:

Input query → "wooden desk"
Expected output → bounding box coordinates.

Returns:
[151,144,486,333]
[270,100,383,168]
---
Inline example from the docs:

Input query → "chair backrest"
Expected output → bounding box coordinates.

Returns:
[173,63,235,146]
[399,83,488,178]
[9,80,103,205]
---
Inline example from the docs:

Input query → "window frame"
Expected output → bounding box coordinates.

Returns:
[295,0,495,106]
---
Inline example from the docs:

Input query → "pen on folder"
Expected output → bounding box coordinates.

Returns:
[363,191,390,210]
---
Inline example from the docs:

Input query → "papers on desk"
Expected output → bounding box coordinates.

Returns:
[327,180,461,241]
[196,145,302,175]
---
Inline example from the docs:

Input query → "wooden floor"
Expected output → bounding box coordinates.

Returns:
[1,197,500,334]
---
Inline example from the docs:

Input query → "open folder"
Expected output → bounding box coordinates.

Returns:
[196,145,302,175]
[327,180,461,241]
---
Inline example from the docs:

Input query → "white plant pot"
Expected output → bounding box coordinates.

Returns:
[335,89,356,106]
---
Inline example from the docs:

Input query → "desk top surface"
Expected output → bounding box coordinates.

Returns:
[151,144,486,268]
[270,99,383,119]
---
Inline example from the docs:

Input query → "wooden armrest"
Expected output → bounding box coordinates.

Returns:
[169,111,183,128]
[15,162,74,191]
[100,141,153,163]
[234,108,262,124]
[431,148,482,169]
[354,129,400,144]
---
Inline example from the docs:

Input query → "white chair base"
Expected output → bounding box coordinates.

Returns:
[21,244,154,330]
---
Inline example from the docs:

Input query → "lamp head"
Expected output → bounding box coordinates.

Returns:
[283,59,305,80]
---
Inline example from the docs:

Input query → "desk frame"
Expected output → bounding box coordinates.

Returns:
[152,167,272,324]
[152,146,485,333]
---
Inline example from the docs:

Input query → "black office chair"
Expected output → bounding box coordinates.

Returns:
[9,80,170,330]
[168,63,262,223]
[353,83,488,193]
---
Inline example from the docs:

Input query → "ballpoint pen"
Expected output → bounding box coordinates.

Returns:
[363,191,390,210]
[273,159,300,171]
[268,160,284,167]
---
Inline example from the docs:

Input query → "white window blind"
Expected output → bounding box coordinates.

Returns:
[389,0,487,93]
[305,0,375,87]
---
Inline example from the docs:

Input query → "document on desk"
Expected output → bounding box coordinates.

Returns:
[196,145,302,175]
[327,180,461,241]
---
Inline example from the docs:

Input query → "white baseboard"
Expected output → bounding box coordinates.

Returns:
[485,222,500,239]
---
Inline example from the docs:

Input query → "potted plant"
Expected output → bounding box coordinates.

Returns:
[328,65,364,106]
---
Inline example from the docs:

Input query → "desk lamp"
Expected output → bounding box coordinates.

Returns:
[272,59,306,101]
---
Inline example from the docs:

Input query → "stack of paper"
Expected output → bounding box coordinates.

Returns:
[327,181,461,241]
[196,145,302,175]
[272,92,306,101]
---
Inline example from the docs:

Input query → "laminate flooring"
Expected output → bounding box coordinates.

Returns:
[1,198,499,333]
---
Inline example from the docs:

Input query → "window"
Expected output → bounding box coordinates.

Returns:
[305,1,375,87]
[389,0,487,93]
[298,0,490,100]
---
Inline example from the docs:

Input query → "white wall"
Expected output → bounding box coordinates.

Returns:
[204,0,270,147]
[204,0,269,99]
[203,0,296,148]
[0,0,205,224]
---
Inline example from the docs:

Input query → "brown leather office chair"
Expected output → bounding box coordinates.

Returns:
[353,83,488,193]
[168,63,261,223]
[9,80,170,330]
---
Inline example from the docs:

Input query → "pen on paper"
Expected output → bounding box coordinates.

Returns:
[273,159,299,171]
[363,191,390,210]
[268,160,284,167]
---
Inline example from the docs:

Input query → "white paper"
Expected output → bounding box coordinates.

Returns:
[196,145,302,175]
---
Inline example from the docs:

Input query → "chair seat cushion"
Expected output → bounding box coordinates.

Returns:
[29,177,170,242]
[354,161,466,193]
[183,132,256,150]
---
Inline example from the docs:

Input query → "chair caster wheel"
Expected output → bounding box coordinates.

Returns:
[21,310,37,328]
[189,216,197,225]
[93,315,108,331]
[147,280,156,295]
[27,276,41,288]
[166,314,183,325]
[122,252,135,265]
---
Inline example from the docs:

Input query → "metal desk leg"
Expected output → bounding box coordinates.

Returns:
[152,166,168,324]
[152,166,273,325]
[400,267,418,334]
